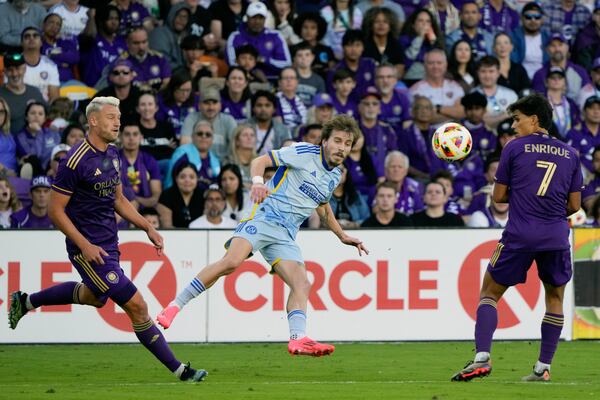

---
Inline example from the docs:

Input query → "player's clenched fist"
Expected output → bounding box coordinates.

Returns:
[250,183,270,204]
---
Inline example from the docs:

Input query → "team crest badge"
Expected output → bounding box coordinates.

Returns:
[446,92,453,99]
[328,180,335,191]
[481,138,489,148]
[265,41,273,50]
[106,271,119,284]
[113,158,120,173]
[132,11,140,21]
[500,99,507,106]
[151,65,160,76]
[364,72,372,81]
[393,105,402,115]
[40,71,48,80]
[245,225,257,235]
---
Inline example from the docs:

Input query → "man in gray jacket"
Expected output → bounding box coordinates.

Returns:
[0,0,46,53]
[149,2,192,69]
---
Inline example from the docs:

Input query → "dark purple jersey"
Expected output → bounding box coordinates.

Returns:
[495,133,583,251]
[51,139,121,254]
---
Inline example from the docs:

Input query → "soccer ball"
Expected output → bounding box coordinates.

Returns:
[431,122,472,162]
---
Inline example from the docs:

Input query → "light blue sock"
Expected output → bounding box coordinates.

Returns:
[174,277,206,309]
[287,310,307,340]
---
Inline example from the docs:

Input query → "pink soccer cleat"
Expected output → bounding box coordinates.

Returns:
[288,336,335,357]
[157,303,180,329]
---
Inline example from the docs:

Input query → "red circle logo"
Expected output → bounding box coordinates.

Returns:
[97,242,177,331]
[458,240,541,329]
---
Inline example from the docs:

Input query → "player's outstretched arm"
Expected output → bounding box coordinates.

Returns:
[249,154,275,204]
[316,202,369,256]
[114,184,164,254]
[49,190,108,264]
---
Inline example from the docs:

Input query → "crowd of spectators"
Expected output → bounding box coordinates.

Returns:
[2,0,600,230]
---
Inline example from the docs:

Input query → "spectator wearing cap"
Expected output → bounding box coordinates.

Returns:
[358,86,397,177]
[567,95,600,175]
[95,58,141,123]
[307,92,337,125]
[320,0,363,60]
[275,67,307,133]
[247,90,292,155]
[409,48,465,126]
[0,54,46,135]
[510,1,551,80]
[48,0,89,40]
[149,2,192,69]
[461,91,496,161]
[478,0,520,36]
[118,122,162,208]
[493,32,531,95]
[16,102,61,172]
[375,63,411,133]
[10,175,54,229]
[330,68,358,119]
[189,184,237,229]
[577,57,600,109]
[0,99,18,177]
[47,143,71,179]
[226,1,292,79]
[220,66,252,123]
[293,42,326,108]
[21,27,60,103]
[362,7,406,76]
[115,0,153,35]
[446,1,494,62]
[41,13,81,83]
[573,5,600,70]
[166,120,220,190]
[117,26,172,92]
[531,32,591,100]
[290,12,335,78]
[78,5,127,88]
[545,66,580,139]
[472,55,518,131]
[181,35,218,92]
[235,44,269,84]
[0,0,46,53]
[543,0,591,44]
[157,161,205,228]
[157,68,198,137]
[180,87,236,159]
[398,95,446,181]
[327,30,377,99]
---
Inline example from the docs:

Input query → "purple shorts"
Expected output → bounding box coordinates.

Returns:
[487,244,572,287]
[69,251,137,305]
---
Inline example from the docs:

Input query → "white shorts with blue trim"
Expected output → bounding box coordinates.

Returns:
[229,219,304,271]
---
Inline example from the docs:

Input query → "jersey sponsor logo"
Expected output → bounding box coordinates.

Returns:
[106,271,119,284]
[245,225,257,235]
[299,181,327,204]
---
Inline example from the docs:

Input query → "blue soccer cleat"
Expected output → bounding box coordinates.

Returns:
[179,362,208,382]
[8,291,29,330]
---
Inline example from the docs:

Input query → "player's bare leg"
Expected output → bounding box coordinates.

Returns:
[274,260,335,357]
[157,238,253,329]
[452,271,507,381]
[522,283,566,382]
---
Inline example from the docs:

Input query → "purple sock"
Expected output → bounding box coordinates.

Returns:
[29,282,82,308]
[133,319,181,372]
[539,313,564,364]
[475,297,498,353]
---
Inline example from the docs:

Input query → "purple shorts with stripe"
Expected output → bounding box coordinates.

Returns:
[487,243,572,287]
[69,251,137,305]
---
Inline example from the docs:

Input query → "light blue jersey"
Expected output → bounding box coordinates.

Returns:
[241,143,342,239]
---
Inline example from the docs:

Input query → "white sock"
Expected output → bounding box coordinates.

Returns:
[534,360,550,373]
[174,277,206,309]
[25,295,34,311]
[173,363,186,378]
[475,351,490,362]
[287,310,306,340]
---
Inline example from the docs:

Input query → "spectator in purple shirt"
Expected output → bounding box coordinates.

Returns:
[10,175,54,228]
[157,69,198,138]
[566,95,600,175]
[226,1,292,79]
[220,66,252,123]
[573,5,600,70]
[114,0,153,35]
[543,0,591,45]
[15,102,61,171]
[582,146,600,212]
[375,63,411,133]
[461,91,496,161]
[119,122,162,209]
[276,67,307,133]
[479,0,520,36]
[41,13,80,83]
[384,150,424,215]
[544,67,580,140]
[345,130,380,204]
[330,68,358,118]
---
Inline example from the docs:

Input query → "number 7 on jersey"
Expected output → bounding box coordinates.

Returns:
[536,161,557,196]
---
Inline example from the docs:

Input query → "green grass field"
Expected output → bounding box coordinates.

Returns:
[1,341,598,400]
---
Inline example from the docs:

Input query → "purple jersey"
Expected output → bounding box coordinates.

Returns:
[118,149,161,198]
[80,34,127,87]
[327,58,377,98]
[118,2,151,35]
[398,123,446,176]
[380,89,411,132]
[566,123,600,174]
[52,139,121,254]
[122,51,172,91]
[221,96,251,123]
[42,37,79,82]
[463,120,497,161]
[396,177,424,215]
[495,133,583,251]
[583,175,600,201]
[275,92,307,132]
[156,94,198,137]
[10,206,54,228]
[331,95,358,119]
[479,1,520,35]
[360,121,397,177]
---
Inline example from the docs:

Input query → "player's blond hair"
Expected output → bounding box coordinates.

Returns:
[86,96,120,119]
[321,115,361,146]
